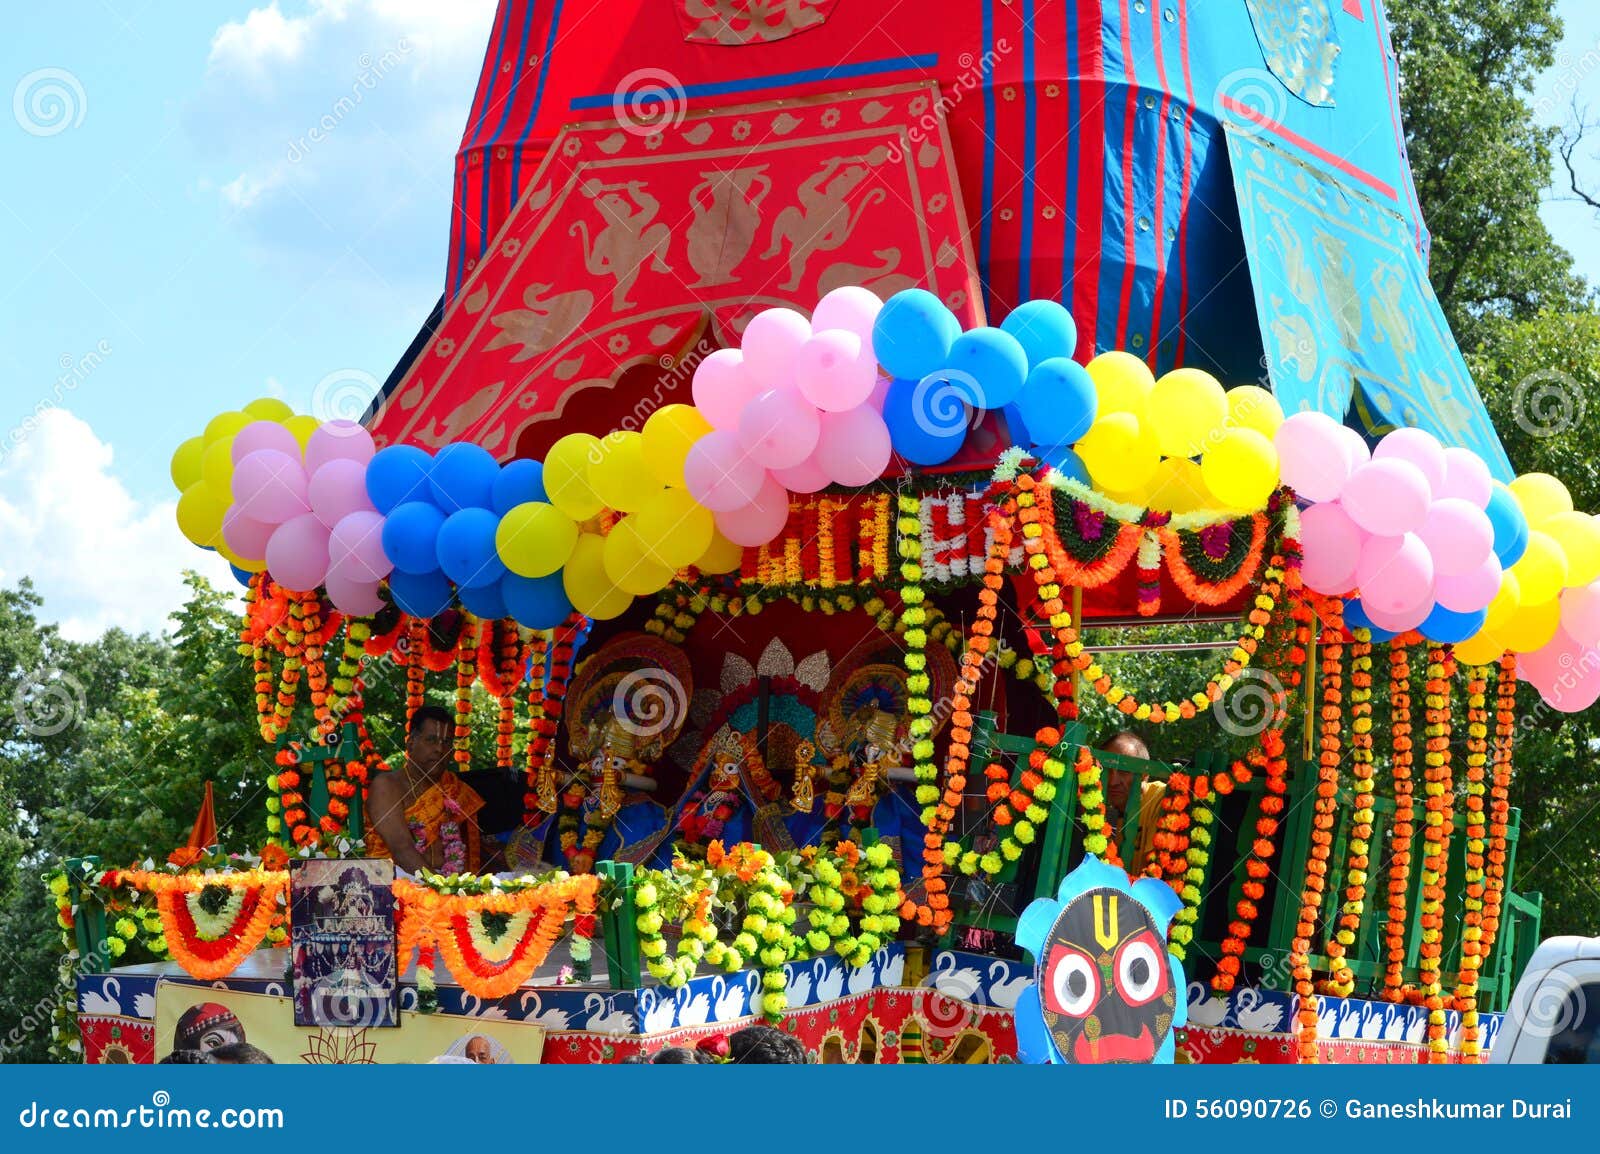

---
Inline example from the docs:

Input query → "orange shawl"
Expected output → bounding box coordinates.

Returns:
[366,773,485,873]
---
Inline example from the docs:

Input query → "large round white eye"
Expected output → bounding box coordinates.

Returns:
[1047,949,1097,1017]
[1116,938,1162,1005]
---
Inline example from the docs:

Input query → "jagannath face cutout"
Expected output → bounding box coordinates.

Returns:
[706,730,744,794]
[1014,857,1187,1064]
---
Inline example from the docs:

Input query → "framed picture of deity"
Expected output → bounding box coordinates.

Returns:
[290,858,398,1029]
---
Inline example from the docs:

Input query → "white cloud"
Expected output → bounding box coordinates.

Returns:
[0,410,237,641]
[208,1,315,76]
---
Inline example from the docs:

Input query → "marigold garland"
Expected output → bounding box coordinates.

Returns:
[949,740,1068,880]
[1072,745,1122,868]
[453,614,479,767]
[1326,626,1374,997]
[404,619,427,735]
[1169,774,1212,962]
[525,619,581,820]
[1477,655,1517,987]
[116,870,287,982]
[1292,602,1344,1062]
[1455,663,1491,1061]
[1416,647,1455,1062]
[1382,637,1416,1001]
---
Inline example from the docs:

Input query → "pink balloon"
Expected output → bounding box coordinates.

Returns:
[1522,628,1600,713]
[691,348,761,430]
[1374,427,1447,494]
[304,419,375,475]
[329,510,391,582]
[323,568,385,616]
[222,505,274,560]
[810,286,883,341]
[233,449,310,525]
[714,475,793,546]
[739,307,811,388]
[683,429,767,511]
[309,458,377,528]
[1275,412,1354,502]
[1364,598,1430,635]
[796,330,878,412]
[1341,459,1432,536]
[1435,554,1503,614]
[739,388,821,468]
[866,375,891,413]
[1357,532,1434,616]
[1439,446,1492,509]
[1299,502,1363,595]
[265,512,332,592]
[1418,497,1493,577]
[771,454,831,494]
[1560,580,1600,647]
[1335,425,1371,472]
[813,406,891,486]
[231,420,300,464]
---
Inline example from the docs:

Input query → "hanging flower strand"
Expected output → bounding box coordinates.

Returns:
[1455,663,1491,1062]
[1382,636,1416,1001]
[1327,626,1374,997]
[1417,646,1455,1063]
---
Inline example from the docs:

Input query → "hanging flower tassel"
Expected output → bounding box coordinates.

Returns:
[404,619,427,736]
[1455,663,1491,1061]
[1327,627,1374,997]
[1170,774,1212,963]
[525,619,581,820]
[1382,637,1416,1001]
[454,614,480,767]
[1477,655,1517,983]
[1417,646,1455,1062]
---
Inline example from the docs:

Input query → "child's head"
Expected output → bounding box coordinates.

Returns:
[727,1025,807,1064]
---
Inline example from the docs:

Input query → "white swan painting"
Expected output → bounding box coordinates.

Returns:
[986,961,1030,1010]
[929,953,983,1003]
[1233,988,1285,1033]
[582,992,634,1036]
[1185,981,1228,1028]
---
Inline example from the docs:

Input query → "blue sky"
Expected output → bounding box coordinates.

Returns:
[2,0,1597,639]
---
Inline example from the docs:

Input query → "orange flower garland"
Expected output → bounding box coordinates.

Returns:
[1169,773,1212,961]
[1477,655,1517,976]
[1292,602,1344,1063]
[1382,637,1415,1001]
[454,615,479,767]
[1327,626,1374,997]
[1455,664,1491,1061]
[1072,745,1121,867]
[1157,513,1271,606]
[1152,770,1192,887]
[525,620,580,820]
[1417,646,1455,1062]
[405,619,427,734]
[117,869,287,982]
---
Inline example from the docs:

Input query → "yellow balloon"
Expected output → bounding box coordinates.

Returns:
[563,533,635,620]
[589,431,654,513]
[176,483,227,547]
[602,519,674,595]
[1084,351,1154,422]
[204,411,253,444]
[170,436,206,492]
[1224,384,1284,439]
[695,531,744,575]
[1148,368,1228,459]
[1452,629,1508,667]
[216,540,264,572]
[1509,530,1568,604]
[1508,472,1572,528]
[1484,571,1521,632]
[244,397,295,422]
[1502,595,1561,654]
[545,433,605,520]
[1542,511,1600,586]
[642,404,713,488]
[495,501,578,578]
[634,488,714,568]
[283,414,321,450]
[1200,427,1279,510]
[201,437,235,498]
[1146,458,1212,514]
[1076,412,1160,493]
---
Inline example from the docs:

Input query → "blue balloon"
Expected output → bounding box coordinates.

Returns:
[429,442,499,513]
[945,327,1029,409]
[229,564,253,588]
[1487,481,1529,568]
[436,508,507,589]
[1003,402,1032,446]
[388,569,453,619]
[492,459,547,516]
[1341,598,1397,643]
[1000,299,1079,368]
[872,289,961,381]
[1034,445,1090,485]
[501,571,572,629]
[883,375,970,466]
[366,444,433,514]
[382,501,448,575]
[1015,357,1096,447]
[457,578,508,620]
[1420,603,1488,645]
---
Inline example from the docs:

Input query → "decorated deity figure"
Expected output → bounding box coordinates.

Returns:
[558,713,670,874]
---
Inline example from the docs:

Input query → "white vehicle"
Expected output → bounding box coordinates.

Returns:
[1492,936,1600,1063]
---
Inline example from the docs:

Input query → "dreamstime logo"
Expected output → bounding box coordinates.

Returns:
[1212,668,1286,738]
[13,68,86,137]
[1215,69,1288,138]
[613,669,689,740]
[1512,368,1585,440]
[1509,966,1586,1041]
[910,368,982,439]
[13,667,87,737]
[311,368,380,422]
[612,68,687,137]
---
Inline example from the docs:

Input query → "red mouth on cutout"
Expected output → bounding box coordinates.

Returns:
[1071,1024,1155,1064]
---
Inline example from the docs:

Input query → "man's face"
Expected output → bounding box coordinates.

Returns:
[408,720,451,774]
[465,1037,493,1064]
[1105,769,1133,813]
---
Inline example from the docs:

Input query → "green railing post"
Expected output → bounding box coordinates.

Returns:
[64,857,106,969]
[596,860,641,990]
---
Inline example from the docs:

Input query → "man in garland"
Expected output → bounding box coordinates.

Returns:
[366,705,490,874]
[1101,731,1164,867]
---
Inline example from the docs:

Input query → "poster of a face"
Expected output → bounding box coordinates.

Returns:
[290,858,398,1028]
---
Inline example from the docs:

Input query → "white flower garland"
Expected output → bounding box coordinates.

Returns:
[185,887,247,942]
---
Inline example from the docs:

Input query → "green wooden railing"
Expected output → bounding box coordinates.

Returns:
[277,722,364,835]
